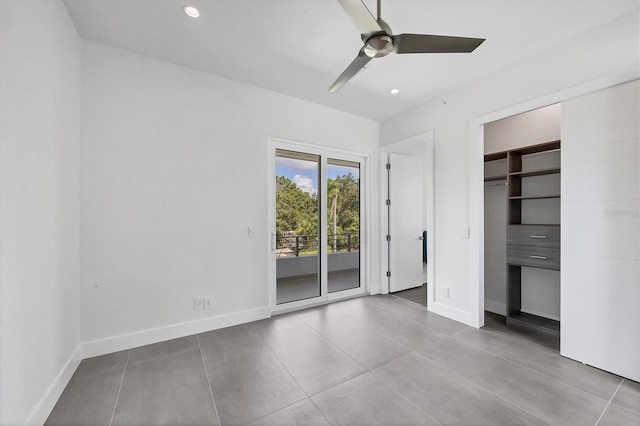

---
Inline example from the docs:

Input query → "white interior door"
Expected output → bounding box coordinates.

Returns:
[388,153,423,292]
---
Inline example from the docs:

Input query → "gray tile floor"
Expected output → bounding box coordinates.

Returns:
[46,295,640,426]
[393,284,427,307]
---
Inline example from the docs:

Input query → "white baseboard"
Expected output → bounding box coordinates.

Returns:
[26,345,83,426]
[82,306,271,358]
[484,300,506,316]
[428,302,477,328]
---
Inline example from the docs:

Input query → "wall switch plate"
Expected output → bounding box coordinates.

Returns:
[441,287,449,298]
[204,297,212,310]
[459,227,470,239]
[248,226,255,238]
[194,297,204,311]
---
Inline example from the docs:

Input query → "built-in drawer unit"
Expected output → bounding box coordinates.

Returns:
[507,246,560,270]
[507,224,560,248]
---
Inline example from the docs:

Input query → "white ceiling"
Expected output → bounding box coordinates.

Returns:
[63,0,639,121]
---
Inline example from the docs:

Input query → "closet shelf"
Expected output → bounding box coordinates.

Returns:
[509,168,560,178]
[484,175,507,182]
[484,152,508,162]
[508,195,560,200]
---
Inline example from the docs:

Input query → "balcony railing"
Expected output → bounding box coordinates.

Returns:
[276,232,359,257]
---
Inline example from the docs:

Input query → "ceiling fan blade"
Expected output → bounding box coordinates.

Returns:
[392,34,485,54]
[329,49,372,93]
[337,0,383,37]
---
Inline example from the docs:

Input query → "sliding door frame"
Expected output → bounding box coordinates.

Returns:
[267,137,370,314]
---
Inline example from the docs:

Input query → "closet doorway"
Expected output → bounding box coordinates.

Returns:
[483,104,561,348]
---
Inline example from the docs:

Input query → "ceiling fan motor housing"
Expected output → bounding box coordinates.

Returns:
[362,19,394,58]
[364,34,394,58]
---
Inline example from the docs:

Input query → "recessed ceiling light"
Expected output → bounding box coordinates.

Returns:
[390,88,400,95]
[183,5,200,18]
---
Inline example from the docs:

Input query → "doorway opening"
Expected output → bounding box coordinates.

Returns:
[380,131,434,309]
[483,104,561,350]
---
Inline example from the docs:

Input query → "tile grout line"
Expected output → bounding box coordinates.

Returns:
[299,317,372,373]
[306,396,333,426]
[108,350,130,426]
[367,352,443,426]
[197,335,222,426]
[297,316,441,425]
[411,347,553,425]
[594,378,624,425]
[371,295,462,338]
[250,324,313,398]
[449,332,621,403]
[328,297,450,353]
[250,323,334,425]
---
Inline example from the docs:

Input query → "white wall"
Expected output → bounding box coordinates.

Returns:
[380,11,639,326]
[0,1,81,424]
[561,80,639,381]
[80,41,380,352]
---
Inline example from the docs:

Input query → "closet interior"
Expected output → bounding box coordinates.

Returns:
[483,104,561,342]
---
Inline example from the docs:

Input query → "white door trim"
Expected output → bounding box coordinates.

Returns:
[467,67,639,328]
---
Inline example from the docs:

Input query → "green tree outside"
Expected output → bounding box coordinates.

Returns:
[276,173,359,254]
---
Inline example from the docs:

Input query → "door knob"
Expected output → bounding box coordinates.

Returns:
[418,236,423,240]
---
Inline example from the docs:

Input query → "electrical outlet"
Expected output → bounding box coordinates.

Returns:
[441,286,449,298]
[204,297,212,310]
[194,297,204,311]
[459,227,470,239]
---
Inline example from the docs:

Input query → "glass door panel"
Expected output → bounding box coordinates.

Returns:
[327,159,360,293]
[275,149,321,304]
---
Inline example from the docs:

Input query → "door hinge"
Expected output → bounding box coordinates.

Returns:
[386,271,391,277]
[386,199,391,206]
[386,235,391,242]
[386,163,391,170]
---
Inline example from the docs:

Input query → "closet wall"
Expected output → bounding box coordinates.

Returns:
[484,104,561,318]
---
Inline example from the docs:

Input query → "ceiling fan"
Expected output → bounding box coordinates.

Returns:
[329,0,486,92]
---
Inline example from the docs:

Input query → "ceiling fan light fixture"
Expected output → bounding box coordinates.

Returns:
[389,88,400,95]
[364,35,394,58]
[183,5,200,18]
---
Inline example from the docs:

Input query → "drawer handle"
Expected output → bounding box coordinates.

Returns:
[529,235,547,239]
[530,255,548,260]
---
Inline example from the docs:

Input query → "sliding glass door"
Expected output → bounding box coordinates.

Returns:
[269,141,366,311]
[275,150,321,304]
[327,159,360,294]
